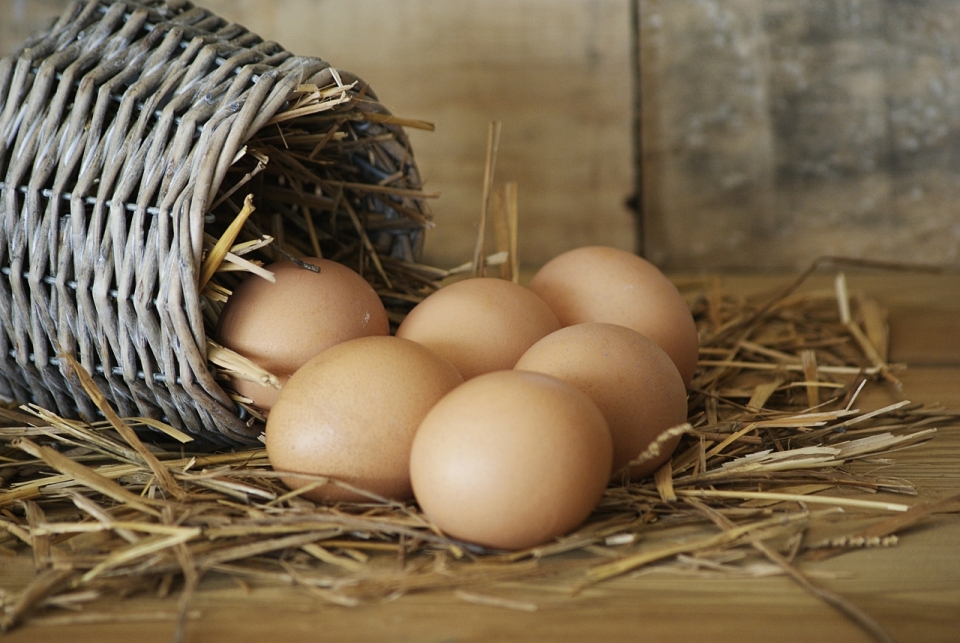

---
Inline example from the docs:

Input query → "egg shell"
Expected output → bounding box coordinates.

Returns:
[527,246,699,387]
[515,322,687,480]
[216,257,389,410]
[265,335,463,502]
[409,370,612,551]
[395,277,561,380]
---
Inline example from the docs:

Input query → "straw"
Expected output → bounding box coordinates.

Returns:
[1,261,958,642]
[472,121,503,277]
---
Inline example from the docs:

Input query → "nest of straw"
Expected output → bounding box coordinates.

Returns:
[1,260,958,639]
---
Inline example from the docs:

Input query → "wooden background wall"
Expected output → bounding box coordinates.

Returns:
[0,0,635,271]
[640,0,960,269]
[3,0,959,270]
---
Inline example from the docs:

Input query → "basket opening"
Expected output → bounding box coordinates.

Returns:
[199,97,434,340]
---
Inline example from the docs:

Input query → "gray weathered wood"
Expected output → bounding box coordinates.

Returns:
[640,0,960,269]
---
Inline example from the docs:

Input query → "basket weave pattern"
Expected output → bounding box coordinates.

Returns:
[0,0,429,444]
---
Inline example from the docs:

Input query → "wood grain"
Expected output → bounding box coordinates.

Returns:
[640,0,960,269]
[0,0,636,270]
[199,0,637,269]
[7,1,957,271]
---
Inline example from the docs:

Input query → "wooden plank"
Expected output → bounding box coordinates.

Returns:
[201,0,637,269]
[0,0,64,58]
[1,505,958,643]
[888,307,960,366]
[1,0,636,270]
[639,0,778,265]
[7,1,960,272]
[640,0,960,269]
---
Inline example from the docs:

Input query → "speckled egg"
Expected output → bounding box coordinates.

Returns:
[216,257,389,410]
[265,336,463,503]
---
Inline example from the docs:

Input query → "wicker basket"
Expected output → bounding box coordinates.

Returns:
[0,0,433,445]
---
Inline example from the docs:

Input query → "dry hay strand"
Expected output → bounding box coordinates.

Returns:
[196,82,445,401]
[187,83,449,423]
[1,260,959,637]
[208,86,440,294]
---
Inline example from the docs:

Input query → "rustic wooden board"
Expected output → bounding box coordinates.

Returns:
[8,1,956,271]
[195,0,638,269]
[639,0,960,269]
[1,514,957,643]
[0,0,637,269]
[0,0,63,55]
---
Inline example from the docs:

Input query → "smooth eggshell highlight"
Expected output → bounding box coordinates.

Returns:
[410,370,612,551]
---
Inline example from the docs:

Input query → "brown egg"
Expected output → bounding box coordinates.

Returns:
[395,277,561,380]
[527,246,699,387]
[266,336,462,503]
[216,257,389,410]
[409,370,612,551]
[515,323,688,480]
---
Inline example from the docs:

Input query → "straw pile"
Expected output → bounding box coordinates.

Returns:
[2,254,958,641]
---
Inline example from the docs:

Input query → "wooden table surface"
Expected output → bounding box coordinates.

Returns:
[2,271,959,643]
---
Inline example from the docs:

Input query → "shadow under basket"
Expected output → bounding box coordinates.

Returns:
[0,0,435,446]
